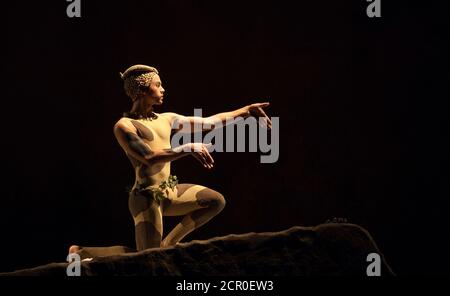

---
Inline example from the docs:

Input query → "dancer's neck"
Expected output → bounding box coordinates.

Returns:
[130,97,154,118]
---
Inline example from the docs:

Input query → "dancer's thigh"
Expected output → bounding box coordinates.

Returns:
[162,183,213,216]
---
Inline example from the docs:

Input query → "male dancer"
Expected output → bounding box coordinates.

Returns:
[70,65,271,256]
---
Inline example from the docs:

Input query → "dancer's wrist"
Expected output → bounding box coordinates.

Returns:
[172,143,195,153]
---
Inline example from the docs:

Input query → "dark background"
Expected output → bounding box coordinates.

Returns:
[1,0,449,275]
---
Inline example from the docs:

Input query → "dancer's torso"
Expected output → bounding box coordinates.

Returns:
[123,113,173,190]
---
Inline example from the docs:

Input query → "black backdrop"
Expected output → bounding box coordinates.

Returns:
[2,0,449,275]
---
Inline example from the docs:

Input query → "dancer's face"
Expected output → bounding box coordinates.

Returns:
[143,74,165,105]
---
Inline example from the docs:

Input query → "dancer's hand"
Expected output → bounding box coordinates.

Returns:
[190,143,214,169]
[247,102,272,129]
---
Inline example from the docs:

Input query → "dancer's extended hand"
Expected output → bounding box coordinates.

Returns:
[247,102,272,129]
[190,143,214,169]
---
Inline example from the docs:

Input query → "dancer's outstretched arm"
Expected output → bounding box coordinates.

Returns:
[165,102,272,132]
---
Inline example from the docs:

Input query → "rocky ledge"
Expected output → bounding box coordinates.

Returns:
[1,223,394,276]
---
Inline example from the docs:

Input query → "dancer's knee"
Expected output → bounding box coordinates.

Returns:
[197,190,226,213]
[213,192,226,213]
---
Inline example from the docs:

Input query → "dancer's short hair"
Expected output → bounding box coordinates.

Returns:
[120,65,159,101]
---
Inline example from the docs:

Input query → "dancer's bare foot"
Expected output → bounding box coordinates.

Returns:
[68,245,93,262]
[68,245,81,254]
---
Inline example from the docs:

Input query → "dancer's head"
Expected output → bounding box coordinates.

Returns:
[120,65,165,105]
